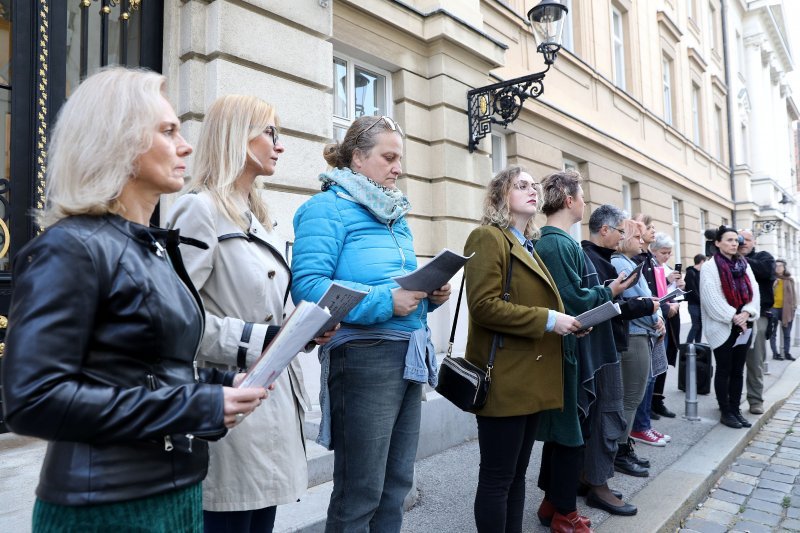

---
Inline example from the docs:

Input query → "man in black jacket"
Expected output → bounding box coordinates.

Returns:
[739,229,775,415]
[578,205,658,516]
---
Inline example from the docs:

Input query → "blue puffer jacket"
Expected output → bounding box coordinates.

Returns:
[291,184,430,332]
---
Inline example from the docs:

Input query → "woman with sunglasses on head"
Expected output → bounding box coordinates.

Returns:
[463,166,582,533]
[2,69,268,532]
[291,115,451,532]
[700,226,759,429]
[166,95,331,533]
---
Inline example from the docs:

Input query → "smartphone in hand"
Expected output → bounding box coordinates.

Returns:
[674,263,682,273]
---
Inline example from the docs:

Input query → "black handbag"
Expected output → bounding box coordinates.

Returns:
[435,259,513,411]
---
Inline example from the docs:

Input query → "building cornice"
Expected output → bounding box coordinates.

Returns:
[688,47,708,72]
[656,10,682,43]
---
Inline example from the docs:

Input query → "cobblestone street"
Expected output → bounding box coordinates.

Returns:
[681,387,800,532]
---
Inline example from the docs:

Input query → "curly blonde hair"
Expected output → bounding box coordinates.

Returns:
[480,165,539,239]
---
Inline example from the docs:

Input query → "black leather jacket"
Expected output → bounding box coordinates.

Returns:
[1,215,231,506]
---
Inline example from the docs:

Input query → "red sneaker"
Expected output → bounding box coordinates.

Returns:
[630,429,666,447]
[650,428,671,443]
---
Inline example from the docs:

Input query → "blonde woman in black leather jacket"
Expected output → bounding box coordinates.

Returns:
[1,68,267,532]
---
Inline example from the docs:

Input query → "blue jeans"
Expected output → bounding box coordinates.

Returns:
[326,339,422,533]
[204,506,276,533]
[632,376,655,433]
[769,307,793,356]
[687,303,703,343]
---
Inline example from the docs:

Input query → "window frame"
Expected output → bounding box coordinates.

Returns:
[691,82,702,146]
[672,199,682,265]
[611,6,626,91]
[491,132,507,176]
[662,53,674,125]
[332,52,393,141]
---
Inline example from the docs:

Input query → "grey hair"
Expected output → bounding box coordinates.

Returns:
[40,67,168,227]
[649,232,674,251]
[588,204,626,234]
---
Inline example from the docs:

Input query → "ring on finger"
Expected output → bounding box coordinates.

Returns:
[235,412,245,425]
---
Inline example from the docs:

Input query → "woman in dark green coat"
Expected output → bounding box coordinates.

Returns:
[532,170,632,532]
[464,166,582,533]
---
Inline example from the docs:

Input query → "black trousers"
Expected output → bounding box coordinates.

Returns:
[537,441,582,515]
[713,327,750,413]
[474,413,539,533]
[204,506,277,533]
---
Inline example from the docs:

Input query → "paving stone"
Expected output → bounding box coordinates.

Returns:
[748,440,779,452]
[744,497,784,515]
[761,469,796,484]
[730,464,763,477]
[788,507,800,519]
[783,436,800,445]
[746,446,776,457]
[730,520,774,533]
[725,471,759,485]
[719,478,755,495]
[777,451,800,462]
[771,456,800,468]
[683,517,729,533]
[766,463,797,476]
[778,445,800,455]
[710,489,747,505]
[737,457,769,468]
[793,485,800,496]
[791,494,800,508]
[754,434,782,444]
[704,498,742,515]
[783,518,800,531]
[694,506,735,526]
[743,451,774,463]
[783,439,800,449]
[750,487,786,503]
[740,508,782,526]
[758,478,794,493]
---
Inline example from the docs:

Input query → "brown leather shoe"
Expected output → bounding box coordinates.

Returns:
[550,510,594,532]
[538,499,591,528]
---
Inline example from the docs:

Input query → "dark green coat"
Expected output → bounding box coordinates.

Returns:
[534,226,613,446]
[463,226,565,417]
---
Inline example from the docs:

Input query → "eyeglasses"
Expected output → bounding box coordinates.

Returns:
[611,226,626,236]
[264,125,279,145]
[355,116,405,144]
[512,181,540,193]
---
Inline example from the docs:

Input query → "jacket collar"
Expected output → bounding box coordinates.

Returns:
[581,240,615,261]
[499,227,556,288]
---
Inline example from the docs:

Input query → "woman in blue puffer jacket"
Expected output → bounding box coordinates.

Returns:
[292,115,450,533]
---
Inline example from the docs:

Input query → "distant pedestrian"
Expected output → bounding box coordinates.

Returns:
[770,259,796,361]
[739,229,774,415]
[684,254,706,343]
[700,226,760,429]
[463,165,581,533]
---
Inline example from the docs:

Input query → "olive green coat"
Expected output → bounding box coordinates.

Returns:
[463,225,565,417]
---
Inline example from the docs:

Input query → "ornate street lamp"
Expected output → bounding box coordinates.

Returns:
[467,0,568,152]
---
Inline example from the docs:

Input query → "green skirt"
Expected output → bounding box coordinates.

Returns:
[32,483,202,533]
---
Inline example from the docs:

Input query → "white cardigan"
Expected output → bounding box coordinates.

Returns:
[699,257,760,349]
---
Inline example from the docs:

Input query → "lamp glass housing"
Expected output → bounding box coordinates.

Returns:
[527,1,568,63]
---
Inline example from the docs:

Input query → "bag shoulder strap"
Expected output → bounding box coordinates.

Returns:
[447,251,515,373]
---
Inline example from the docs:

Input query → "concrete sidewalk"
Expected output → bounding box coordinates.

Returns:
[2,356,799,533]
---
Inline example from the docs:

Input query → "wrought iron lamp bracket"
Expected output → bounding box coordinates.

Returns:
[754,219,782,237]
[467,64,551,153]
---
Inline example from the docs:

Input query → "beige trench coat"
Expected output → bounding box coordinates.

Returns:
[167,191,311,512]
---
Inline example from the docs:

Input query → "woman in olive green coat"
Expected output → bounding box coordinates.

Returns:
[464,166,582,533]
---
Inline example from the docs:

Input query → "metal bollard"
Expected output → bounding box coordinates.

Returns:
[684,343,701,421]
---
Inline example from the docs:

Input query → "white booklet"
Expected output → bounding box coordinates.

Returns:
[658,288,690,303]
[733,328,753,347]
[575,300,622,330]
[238,301,331,389]
[314,282,368,337]
[393,249,473,294]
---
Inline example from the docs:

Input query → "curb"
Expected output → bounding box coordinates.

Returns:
[597,361,800,532]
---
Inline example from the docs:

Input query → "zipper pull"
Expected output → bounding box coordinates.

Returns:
[186,434,194,453]
[164,435,174,451]
[153,240,166,258]
[193,360,199,381]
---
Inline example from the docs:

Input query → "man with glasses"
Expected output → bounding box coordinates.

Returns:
[577,204,658,515]
[739,229,775,415]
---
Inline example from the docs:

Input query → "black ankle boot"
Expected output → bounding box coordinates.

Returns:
[785,353,796,361]
[652,397,677,418]
[627,438,650,468]
[614,443,649,477]
[720,410,743,428]
[733,410,752,427]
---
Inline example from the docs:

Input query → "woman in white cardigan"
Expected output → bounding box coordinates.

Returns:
[700,226,760,429]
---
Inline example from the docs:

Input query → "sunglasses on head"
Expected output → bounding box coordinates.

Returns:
[355,116,405,144]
